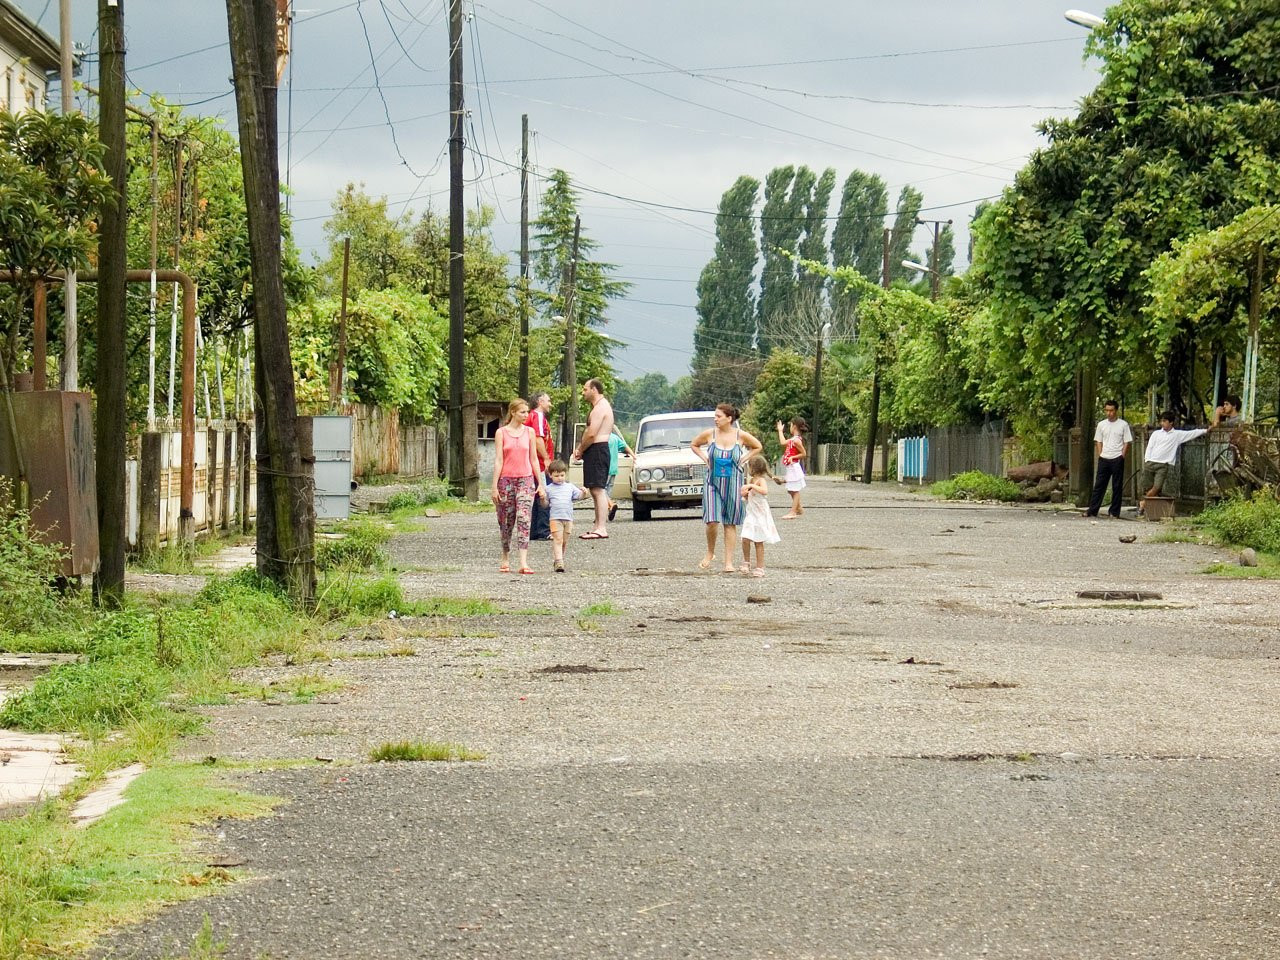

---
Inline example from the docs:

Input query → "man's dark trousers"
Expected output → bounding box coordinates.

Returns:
[530,470,551,539]
[1087,456,1126,517]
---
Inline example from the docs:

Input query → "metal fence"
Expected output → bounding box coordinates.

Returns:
[896,421,1007,484]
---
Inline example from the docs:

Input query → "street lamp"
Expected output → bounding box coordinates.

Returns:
[812,321,832,464]
[901,260,941,301]
[1064,8,1105,28]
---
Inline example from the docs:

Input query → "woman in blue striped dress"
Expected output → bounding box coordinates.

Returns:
[690,403,763,572]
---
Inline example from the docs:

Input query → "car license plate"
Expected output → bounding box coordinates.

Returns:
[668,485,702,496]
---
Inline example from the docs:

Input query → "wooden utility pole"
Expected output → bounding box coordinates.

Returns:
[226,0,315,605]
[60,0,78,391]
[518,113,530,400]
[94,0,127,603]
[557,216,581,459]
[446,0,474,497]
[331,236,351,409]
[862,228,890,485]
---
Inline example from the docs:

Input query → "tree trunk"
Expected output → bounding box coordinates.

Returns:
[226,0,314,605]
[94,0,127,606]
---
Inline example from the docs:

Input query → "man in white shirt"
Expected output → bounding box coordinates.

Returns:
[1138,408,1223,511]
[1085,400,1133,518]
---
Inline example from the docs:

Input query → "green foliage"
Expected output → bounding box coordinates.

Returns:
[757,165,808,350]
[291,286,446,419]
[743,349,812,455]
[886,185,924,284]
[0,110,112,376]
[315,517,391,571]
[0,484,73,637]
[579,601,622,617]
[614,372,680,424]
[317,573,404,619]
[1192,490,1280,553]
[930,470,1022,503]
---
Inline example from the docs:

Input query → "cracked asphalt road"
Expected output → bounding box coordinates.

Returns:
[99,479,1280,959]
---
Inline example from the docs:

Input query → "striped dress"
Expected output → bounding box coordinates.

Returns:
[703,432,746,526]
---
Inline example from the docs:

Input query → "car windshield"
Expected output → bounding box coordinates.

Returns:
[637,416,713,453]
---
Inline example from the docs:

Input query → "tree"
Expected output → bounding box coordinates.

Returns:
[227,0,315,604]
[0,111,110,383]
[886,186,923,285]
[614,372,679,424]
[757,165,807,350]
[796,167,836,302]
[829,169,889,330]
[742,348,812,458]
[693,175,759,374]
[319,184,420,295]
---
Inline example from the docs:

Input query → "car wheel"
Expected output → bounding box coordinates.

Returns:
[633,499,652,521]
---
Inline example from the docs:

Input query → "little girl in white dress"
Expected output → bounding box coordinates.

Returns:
[739,454,781,577]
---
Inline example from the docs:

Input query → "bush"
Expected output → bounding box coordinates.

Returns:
[316,517,391,570]
[930,470,1022,503]
[1192,490,1280,553]
[0,482,71,635]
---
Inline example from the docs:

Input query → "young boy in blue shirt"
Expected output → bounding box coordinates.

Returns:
[545,459,589,572]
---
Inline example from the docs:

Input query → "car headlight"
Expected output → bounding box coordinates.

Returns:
[637,469,651,482]
[651,468,665,481]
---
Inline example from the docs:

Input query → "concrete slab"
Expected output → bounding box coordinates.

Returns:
[72,763,146,826]
[0,730,80,814]
[207,543,256,572]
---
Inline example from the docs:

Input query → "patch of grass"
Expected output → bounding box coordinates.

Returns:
[0,480,84,638]
[315,517,392,571]
[576,619,602,633]
[929,470,1022,503]
[317,573,405,619]
[1191,490,1280,553]
[415,596,500,617]
[1146,525,1205,544]
[510,606,558,616]
[228,672,344,704]
[579,601,622,617]
[1203,557,1280,579]
[369,740,485,762]
[0,762,277,960]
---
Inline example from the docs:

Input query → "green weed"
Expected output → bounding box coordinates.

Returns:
[315,517,392,571]
[579,601,622,617]
[369,740,485,762]
[0,480,79,637]
[1192,491,1280,553]
[929,470,1022,503]
[416,596,500,617]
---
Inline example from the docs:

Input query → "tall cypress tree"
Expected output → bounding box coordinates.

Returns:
[797,167,836,301]
[830,169,889,329]
[758,165,812,354]
[693,175,760,373]
[887,185,924,284]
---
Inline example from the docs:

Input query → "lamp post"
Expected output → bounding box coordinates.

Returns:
[811,321,832,462]
[901,260,940,301]
[1064,8,1105,28]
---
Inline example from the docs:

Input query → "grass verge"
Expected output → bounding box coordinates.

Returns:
[0,763,278,960]
[929,470,1022,503]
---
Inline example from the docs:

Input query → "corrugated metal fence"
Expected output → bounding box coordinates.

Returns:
[895,422,1007,484]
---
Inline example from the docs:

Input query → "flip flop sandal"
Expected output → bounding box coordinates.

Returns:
[518,567,536,575]
[499,564,510,573]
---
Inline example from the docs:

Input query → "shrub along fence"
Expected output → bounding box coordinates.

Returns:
[895,422,1007,484]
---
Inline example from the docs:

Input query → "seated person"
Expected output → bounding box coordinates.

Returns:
[1139,408,1223,512]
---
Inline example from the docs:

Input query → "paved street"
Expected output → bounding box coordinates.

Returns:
[100,479,1280,959]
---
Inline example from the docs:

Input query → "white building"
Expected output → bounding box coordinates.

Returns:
[0,0,59,114]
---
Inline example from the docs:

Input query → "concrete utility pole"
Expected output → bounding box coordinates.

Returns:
[447,0,472,497]
[862,228,890,485]
[60,0,78,391]
[95,0,127,604]
[557,216,581,460]
[518,113,529,400]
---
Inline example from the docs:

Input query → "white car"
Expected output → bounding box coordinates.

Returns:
[629,411,715,521]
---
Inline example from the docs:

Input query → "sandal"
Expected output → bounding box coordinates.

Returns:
[752,568,765,578]
[499,563,510,573]
[518,567,536,575]
[738,563,750,574]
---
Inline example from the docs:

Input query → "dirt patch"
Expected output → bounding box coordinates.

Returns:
[948,680,1019,690]
[899,656,943,666]
[534,664,642,675]
[1076,590,1163,601]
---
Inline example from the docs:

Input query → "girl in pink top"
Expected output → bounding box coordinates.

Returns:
[491,398,547,574]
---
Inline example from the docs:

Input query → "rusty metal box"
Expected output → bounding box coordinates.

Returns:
[0,391,99,577]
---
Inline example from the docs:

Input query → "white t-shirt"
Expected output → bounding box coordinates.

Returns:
[1094,418,1133,459]
[1145,427,1207,465]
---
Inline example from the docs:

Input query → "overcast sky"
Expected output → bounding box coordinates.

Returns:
[22,0,1104,382]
